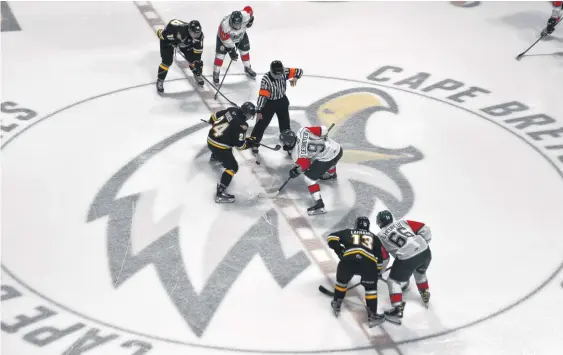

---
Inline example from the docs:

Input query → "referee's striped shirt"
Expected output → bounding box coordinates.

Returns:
[256,67,303,113]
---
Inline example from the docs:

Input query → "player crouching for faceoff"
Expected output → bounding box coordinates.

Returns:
[375,210,432,325]
[156,19,205,93]
[206,102,259,203]
[279,126,343,215]
[326,217,386,327]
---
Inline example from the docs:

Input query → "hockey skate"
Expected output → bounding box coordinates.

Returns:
[384,301,405,325]
[419,289,430,308]
[244,66,257,79]
[320,172,337,181]
[156,79,164,94]
[367,309,385,328]
[209,154,220,164]
[331,299,343,317]
[213,71,220,84]
[215,183,235,203]
[194,74,204,86]
[307,199,326,216]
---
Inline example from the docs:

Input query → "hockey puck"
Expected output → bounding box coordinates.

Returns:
[256,160,261,165]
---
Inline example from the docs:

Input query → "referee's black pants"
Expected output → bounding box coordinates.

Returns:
[251,95,290,148]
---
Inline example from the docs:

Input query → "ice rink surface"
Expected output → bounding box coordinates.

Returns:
[2,1,563,355]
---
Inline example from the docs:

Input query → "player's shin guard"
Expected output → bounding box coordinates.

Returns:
[305,176,326,215]
[239,50,251,68]
[220,169,235,187]
[387,278,404,306]
[158,63,169,81]
[213,54,225,83]
[331,281,347,317]
[365,291,384,327]
[321,166,337,180]
[414,271,430,304]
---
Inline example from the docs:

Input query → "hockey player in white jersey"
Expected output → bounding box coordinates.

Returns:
[279,126,343,215]
[213,6,256,84]
[375,210,432,325]
[542,1,562,36]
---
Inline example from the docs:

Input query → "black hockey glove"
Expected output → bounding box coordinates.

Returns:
[247,16,254,28]
[244,136,259,148]
[289,165,302,179]
[547,17,557,35]
[189,60,203,76]
[228,48,239,61]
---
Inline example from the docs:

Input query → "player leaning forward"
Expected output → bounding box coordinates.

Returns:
[280,125,342,215]
[326,217,386,327]
[156,19,204,93]
[213,6,256,83]
[206,103,259,203]
[376,210,432,325]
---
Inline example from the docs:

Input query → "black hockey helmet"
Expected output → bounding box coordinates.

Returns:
[355,216,370,230]
[279,129,297,149]
[240,102,256,120]
[270,60,285,79]
[229,11,243,30]
[188,20,202,39]
[376,210,393,228]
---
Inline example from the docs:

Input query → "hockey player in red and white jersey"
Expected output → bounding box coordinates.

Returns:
[279,126,343,215]
[542,1,562,36]
[375,210,432,325]
[213,7,256,84]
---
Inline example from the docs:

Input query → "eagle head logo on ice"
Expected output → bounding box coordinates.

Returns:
[86,84,423,339]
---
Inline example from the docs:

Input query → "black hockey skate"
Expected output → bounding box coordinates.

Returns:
[331,299,343,317]
[367,309,385,328]
[213,71,220,84]
[156,79,164,94]
[384,301,405,325]
[209,154,220,164]
[320,172,337,181]
[194,74,204,86]
[244,66,257,79]
[215,183,235,203]
[307,199,326,216]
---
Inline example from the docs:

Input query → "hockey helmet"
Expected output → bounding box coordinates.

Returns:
[240,102,256,120]
[355,216,370,231]
[376,210,393,228]
[229,11,243,30]
[188,20,202,39]
[270,60,285,80]
[279,129,297,149]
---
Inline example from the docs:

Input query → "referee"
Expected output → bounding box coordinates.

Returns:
[250,60,303,154]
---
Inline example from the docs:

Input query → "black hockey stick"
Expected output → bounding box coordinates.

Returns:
[214,59,232,100]
[200,119,281,152]
[175,50,238,106]
[318,265,399,297]
[516,21,560,60]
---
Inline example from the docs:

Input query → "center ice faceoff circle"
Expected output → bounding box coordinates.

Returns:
[2,75,563,352]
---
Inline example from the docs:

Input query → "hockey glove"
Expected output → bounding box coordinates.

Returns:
[289,165,302,179]
[189,60,203,76]
[247,16,254,28]
[229,48,239,61]
[244,136,259,148]
[547,17,557,34]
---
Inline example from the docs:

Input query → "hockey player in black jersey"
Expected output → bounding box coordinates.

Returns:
[207,102,259,203]
[326,217,386,327]
[157,19,204,93]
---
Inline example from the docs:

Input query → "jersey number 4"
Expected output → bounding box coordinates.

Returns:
[212,122,229,137]
[352,234,374,249]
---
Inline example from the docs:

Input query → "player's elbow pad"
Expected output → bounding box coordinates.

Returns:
[418,225,432,243]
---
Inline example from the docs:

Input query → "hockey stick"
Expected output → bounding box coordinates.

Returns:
[516,20,560,60]
[318,265,399,297]
[214,59,232,100]
[174,50,239,106]
[200,119,281,152]
[258,123,336,199]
